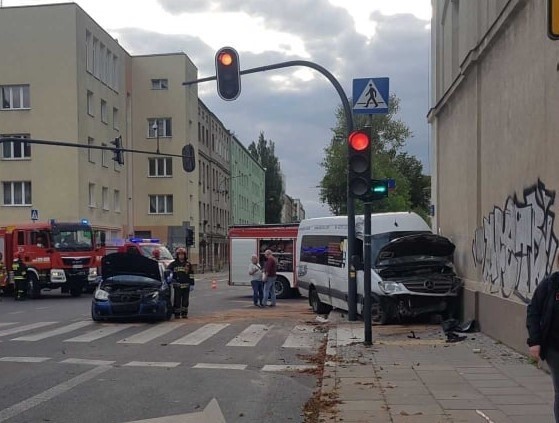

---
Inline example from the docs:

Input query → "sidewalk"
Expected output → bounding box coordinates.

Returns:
[319,312,554,423]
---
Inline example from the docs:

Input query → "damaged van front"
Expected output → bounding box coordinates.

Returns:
[372,233,462,324]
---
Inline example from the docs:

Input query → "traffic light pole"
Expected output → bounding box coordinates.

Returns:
[184,59,359,320]
[363,202,372,344]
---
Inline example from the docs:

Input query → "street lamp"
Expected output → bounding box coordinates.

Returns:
[151,121,160,154]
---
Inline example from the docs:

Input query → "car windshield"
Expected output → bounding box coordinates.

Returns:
[52,229,94,252]
[139,245,173,260]
[104,275,161,286]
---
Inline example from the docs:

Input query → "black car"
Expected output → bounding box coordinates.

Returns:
[91,252,172,321]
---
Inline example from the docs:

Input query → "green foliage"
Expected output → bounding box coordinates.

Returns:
[319,95,430,218]
[248,132,284,223]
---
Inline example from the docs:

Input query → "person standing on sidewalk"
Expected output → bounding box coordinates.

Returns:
[248,254,263,307]
[527,268,559,422]
[262,249,277,307]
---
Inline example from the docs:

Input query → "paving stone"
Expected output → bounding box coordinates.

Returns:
[498,404,555,415]
[509,414,555,423]
[487,395,547,405]
[477,386,536,396]
[461,372,509,380]
[386,403,445,416]
[337,399,386,412]
[437,399,496,410]
[469,379,520,388]
[445,410,507,423]
[384,394,438,406]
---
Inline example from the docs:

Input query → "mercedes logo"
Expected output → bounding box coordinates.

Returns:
[424,280,435,290]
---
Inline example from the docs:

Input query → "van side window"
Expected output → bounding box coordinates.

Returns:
[300,235,346,267]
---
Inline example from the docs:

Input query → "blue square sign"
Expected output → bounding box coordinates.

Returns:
[352,77,389,115]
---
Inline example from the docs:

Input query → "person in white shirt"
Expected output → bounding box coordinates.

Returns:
[248,254,263,307]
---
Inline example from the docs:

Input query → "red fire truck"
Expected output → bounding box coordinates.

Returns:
[0,221,102,298]
[228,223,299,299]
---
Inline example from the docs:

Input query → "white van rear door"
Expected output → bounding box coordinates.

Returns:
[230,238,257,286]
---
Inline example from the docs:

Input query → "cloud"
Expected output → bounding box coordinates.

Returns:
[114,2,430,218]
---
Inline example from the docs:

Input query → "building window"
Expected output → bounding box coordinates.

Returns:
[93,37,99,78]
[102,187,109,210]
[3,181,31,205]
[151,79,168,90]
[88,183,96,207]
[148,157,173,177]
[87,91,94,116]
[112,107,119,130]
[112,55,119,91]
[149,195,173,214]
[88,137,95,163]
[101,143,108,167]
[1,85,30,110]
[147,118,172,137]
[1,134,31,159]
[114,189,121,212]
[101,100,107,123]
[86,31,93,73]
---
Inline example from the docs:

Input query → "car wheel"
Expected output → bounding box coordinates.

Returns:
[372,297,392,325]
[310,287,332,315]
[28,274,41,299]
[91,308,103,322]
[274,276,291,299]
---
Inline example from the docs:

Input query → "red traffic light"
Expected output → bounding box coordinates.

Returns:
[215,47,241,101]
[349,131,370,151]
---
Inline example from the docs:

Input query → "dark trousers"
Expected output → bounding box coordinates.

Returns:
[251,280,263,305]
[15,278,27,300]
[547,347,559,422]
[173,285,190,316]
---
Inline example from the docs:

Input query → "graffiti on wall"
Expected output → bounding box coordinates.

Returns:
[472,180,558,303]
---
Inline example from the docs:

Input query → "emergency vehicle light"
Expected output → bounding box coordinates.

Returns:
[128,238,160,243]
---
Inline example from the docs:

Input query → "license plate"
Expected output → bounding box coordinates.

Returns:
[72,264,83,269]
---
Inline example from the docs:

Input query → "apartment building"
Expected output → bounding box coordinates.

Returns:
[429,0,558,352]
[0,3,200,265]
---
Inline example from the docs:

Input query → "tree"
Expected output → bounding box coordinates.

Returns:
[319,95,429,218]
[248,132,284,223]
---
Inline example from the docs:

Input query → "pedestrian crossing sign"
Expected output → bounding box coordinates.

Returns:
[31,209,38,221]
[352,77,389,115]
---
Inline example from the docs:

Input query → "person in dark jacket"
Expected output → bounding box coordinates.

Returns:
[12,254,28,301]
[167,247,193,318]
[527,271,559,422]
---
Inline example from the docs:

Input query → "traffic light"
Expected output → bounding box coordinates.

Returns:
[110,136,124,165]
[368,179,389,201]
[550,0,559,39]
[185,227,195,247]
[348,130,371,199]
[215,47,241,101]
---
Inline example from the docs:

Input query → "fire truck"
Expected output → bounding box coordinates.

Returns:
[228,223,299,299]
[0,221,102,298]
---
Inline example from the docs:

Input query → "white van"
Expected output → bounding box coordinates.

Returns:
[296,212,462,323]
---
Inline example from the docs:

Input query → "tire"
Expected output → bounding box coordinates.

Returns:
[28,274,41,299]
[310,287,332,315]
[164,302,173,321]
[274,276,291,299]
[91,307,103,322]
[371,297,392,325]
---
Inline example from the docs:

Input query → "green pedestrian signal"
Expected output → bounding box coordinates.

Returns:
[366,179,389,201]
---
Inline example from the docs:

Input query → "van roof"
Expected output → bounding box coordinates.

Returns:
[298,212,430,236]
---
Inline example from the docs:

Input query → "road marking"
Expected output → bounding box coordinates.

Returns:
[282,325,322,348]
[170,323,229,345]
[12,321,91,341]
[193,363,247,370]
[124,398,225,423]
[35,307,50,310]
[63,324,136,342]
[226,324,270,347]
[0,357,51,363]
[0,323,18,329]
[124,361,180,368]
[0,322,58,338]
[262,364,317,372]
[60,358,115,366]
[0,365,111,422]
[7,311,24,315]
[118,322,185,344]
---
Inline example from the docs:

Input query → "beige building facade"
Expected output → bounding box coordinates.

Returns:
[429,0,559,352]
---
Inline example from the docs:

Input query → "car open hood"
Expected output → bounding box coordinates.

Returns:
[102,252,161,281]
[375,233,455,266]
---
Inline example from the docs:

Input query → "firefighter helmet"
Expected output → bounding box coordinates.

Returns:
[176,247,187,257]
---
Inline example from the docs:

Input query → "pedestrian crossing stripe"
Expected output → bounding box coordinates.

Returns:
[2,320,325,349]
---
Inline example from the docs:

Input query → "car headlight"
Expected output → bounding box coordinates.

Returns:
[379,281,404,294]
[149,291,159,301]
[94,289,109,301]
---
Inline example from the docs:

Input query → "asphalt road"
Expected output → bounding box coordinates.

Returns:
[0,273,325,423]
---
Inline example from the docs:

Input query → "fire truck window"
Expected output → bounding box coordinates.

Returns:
[17,231,25,246]
[31,231,48,248]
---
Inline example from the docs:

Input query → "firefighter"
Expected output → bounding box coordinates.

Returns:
[0,252,5,299]
[13,254,28,301]
[167,247,193,318]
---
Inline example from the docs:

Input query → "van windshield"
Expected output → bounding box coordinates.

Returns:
[370,231,430,263]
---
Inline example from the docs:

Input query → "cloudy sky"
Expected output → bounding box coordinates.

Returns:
[6,0,432,218]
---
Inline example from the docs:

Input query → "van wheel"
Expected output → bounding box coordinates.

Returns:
[310,288,332,315]
[274,276,291,299]
[28,274,41,299]
[372,298,392,325]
